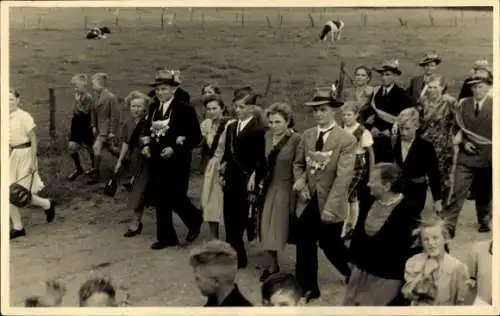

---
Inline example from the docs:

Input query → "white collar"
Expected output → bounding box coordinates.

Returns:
[343,122,359,132]
[317,121,336,134]
[474,94,490,109]
[401,137,415,146]
[383,84,394,93]
[239,115,253,124]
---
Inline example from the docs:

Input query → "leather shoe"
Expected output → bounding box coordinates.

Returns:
[185,222,202,243]
[478,224,491,233]
[67,169,83,181]
[10,228,26,240]
[123,223,143,238]
[45,200,56,223]
[151,241,179,250]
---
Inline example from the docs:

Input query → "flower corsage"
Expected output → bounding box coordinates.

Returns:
[150,119,170,142]
[306,150,333,175]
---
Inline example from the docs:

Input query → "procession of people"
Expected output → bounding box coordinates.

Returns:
[10,53,493,307]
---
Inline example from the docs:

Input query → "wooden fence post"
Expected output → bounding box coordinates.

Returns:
[308,13,315,28]
[265,16,272,28]
[49,88,56,139]
[241,8,245,26]
[160,8,166,29]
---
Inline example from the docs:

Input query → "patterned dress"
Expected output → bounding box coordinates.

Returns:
[417,94,457,203]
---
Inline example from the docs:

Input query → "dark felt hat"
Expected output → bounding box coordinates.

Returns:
[304,84,343,108]
[419,53,442,67]
[468,73,493,86]
[374,59,402,76]
[150,69,182,87]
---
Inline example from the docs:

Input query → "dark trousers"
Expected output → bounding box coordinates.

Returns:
[156,195,202,244]
[223,176,249,266]
[373,136,393,163]
[441,163,492,237]
[295,196,351,295]
[402,182,428,219]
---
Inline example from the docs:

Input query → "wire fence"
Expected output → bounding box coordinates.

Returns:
[10,7,493,31]
[9,7,493,150]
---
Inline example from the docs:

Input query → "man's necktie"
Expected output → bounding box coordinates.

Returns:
[315,127,334,151]
[474,102,480,117]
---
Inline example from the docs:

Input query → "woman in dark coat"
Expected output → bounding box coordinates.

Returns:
[344,163,423,306]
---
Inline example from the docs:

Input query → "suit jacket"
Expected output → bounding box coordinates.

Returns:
[407,75,427,107]
[365,84,412,133]
[91,88,120,137]
[393,136,442,201]
[221,116,266,186]
[457,96,492,168]
[142,90,202,192]
[293,124,357,222]
[204,285,253,307]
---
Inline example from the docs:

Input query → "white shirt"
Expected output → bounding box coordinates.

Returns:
[343,123,374,154]
[401,138,415,162]
[237,116,253,134]
[382,84,395,96]
[316,121,336,144]
[474,94,490,112]
[10,108,35,146]
[160,96,174,117]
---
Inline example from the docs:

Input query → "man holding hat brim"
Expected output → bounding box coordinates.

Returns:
[406,53,443,106]
[458,60,493,100]
[140,69,204,250]
[293,85,356,301]
[362,59,412,163]
[441,72,493,238]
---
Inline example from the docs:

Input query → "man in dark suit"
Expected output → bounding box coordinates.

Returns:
[362,60,412,163]
[406,53,442,107]
[441,73,493,237]
[141,69,203,250]
[220,87,266,268]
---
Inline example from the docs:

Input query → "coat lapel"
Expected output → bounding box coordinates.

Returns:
[394,138,403,166]
[236,116,256,138]
[322,124,341,153]
[477,97,492,125]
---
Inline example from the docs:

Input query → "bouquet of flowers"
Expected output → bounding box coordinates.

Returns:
[306,150,333,175]
[150,119,170,142]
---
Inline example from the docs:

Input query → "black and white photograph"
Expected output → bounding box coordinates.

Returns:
[1,0,498,314]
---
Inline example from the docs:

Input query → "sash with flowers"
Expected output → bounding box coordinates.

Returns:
[306,149,333,175]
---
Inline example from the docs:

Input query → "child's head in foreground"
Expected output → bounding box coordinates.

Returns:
[189,240,238,298]
[261,272,302,306]
[412,215,451,259]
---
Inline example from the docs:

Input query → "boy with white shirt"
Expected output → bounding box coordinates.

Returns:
[340,101,375,237]
[220,87,266,268]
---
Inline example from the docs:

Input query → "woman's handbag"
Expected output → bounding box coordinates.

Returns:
[10,172,35,208]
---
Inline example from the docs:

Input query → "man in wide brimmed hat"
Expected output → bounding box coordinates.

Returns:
[458,59,493,99]
[139,68,203,250]
[407,53,443,106]
[364,60,412,163]
[441,71,493,238]
[293,84,356,302]
[148,68,191,104]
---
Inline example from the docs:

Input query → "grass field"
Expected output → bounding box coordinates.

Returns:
[8,7,493,307]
